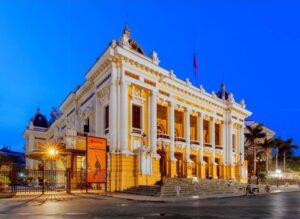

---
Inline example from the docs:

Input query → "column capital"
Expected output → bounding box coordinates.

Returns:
[151,90,159,96]
[169,101,176,108]
[185,107,191,113]
[121,78,132,86]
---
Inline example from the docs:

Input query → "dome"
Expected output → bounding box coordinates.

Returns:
[216,83,230,100]
[31,108,49,128]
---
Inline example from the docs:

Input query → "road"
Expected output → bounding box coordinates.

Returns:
[0,192,299,218]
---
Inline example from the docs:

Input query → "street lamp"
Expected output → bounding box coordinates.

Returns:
[276,169,282,188]
[41,142,61,194]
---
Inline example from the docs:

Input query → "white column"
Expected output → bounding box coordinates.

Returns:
[240,125,245,163]
[211,117,216,164]
[109,81,117,153]
[95,97,101,137]
[198,113,204,163]
[169,102,175,160]
[228,117,233,165]
[150,91,157,155]
[120,80,128,154]
[185,108,191,162]
[222,122,226,165]
[99,101,104,137]
[75,105,81,132]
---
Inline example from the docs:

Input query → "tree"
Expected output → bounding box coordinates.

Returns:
[259,138,274,173]
[245,124,266,176]
[280,138,298,172]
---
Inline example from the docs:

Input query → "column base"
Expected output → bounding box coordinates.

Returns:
[198,162,206,179]
[169,159,177,178]
[211,163,218,179]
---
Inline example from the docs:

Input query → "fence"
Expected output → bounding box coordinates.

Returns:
[0,166,105,194]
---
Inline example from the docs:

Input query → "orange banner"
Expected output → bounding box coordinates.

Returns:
[86,136,107,183]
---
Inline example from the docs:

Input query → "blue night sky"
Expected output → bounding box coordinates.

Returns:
[0,1,300,154]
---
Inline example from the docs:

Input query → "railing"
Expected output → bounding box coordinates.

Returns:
[132,128,142,135]
[0,168,104,194]
[157,133,170,139]
[190,140,200,145]
[216,145,223,149]
[175,137,186,143]
[77,132,88,137]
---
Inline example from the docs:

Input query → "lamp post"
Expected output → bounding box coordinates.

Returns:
[276,169,281,188]
[42,147,59,194]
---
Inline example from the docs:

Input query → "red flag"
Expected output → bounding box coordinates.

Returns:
[193,53,198,81]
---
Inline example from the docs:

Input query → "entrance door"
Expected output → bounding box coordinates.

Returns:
[158,150,167,177]
[175,153,183,178]
[190,155,197,176]
[203,156,209,178]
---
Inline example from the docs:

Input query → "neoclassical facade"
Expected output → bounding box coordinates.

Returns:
[24,26,252,191]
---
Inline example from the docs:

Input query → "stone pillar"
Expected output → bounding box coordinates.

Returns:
[109,81,117,153]
[120,80,128,154]
[169,102,177,177]
[199,113,204,163]
[227,113,234,179]
[185,108,192,177]
[150,91,158,155]
[185,108,191,162]
[211,117,216,163]
[95,97,101,137]
[240,125,245,163]
[75,105,81,132]
[222,122,226,164]
[169,102,175,160]
[221,121,227,179]
[211,117,217,179]
[198,113,205,179]
[239,125,245,182]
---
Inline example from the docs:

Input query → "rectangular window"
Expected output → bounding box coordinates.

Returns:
[83,118,89,133]
[76,156,86,171]
[132,105,141,133]
[104,106,109,134]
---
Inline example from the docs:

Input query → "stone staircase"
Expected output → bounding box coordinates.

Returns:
[122,178,246,197]
[122,185,161,196]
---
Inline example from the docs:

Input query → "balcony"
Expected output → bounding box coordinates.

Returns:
[157,133,170,140]
[204,143,212,148]
[216,145,223,150]
[190,140,200,151]
[132,128,142,135]
[190,140,200,145]
[175,137,186,143]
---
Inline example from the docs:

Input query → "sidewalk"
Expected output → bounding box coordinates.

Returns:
[109,185,300,202]
[2,185,300,202]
